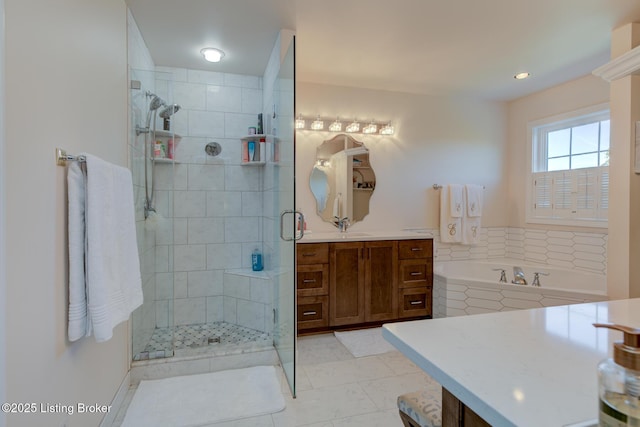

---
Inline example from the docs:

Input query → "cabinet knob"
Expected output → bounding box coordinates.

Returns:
[303,311,317,316]
[410,301,423,305]
[302,279,316,283]
[303,253,316,257]
[410,272,423,276]
[411,248,423,251]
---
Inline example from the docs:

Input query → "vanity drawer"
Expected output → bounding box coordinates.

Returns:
[297,243,329,265]
[297,296,329,329]
[399,287,432,318]
[297,264,329,296]
[399,259,432,288]
[398,239,433,260]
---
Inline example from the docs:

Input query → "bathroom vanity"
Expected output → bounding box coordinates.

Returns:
[380,299,640,427]
[296,232,433,333]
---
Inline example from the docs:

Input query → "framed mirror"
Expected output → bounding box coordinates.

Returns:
[310,134,376,226]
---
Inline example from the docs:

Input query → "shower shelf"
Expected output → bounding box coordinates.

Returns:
[153,157,179,164]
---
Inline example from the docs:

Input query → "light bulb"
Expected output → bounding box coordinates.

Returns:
[201,48,225,63]
[346,121,360,133]
[363,122,377,134]
[295,114,305,129]
[311,116,324,130]
[380,124,395,135]
[329,118,342,132]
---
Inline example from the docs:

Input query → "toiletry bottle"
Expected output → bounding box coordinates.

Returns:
[154,141,163,158]
[257,113,263,135]
[251,248,263,271]
[167,138,174,159]
[593,323,640,425]
[242,140,249,163]
[248,140,256,162]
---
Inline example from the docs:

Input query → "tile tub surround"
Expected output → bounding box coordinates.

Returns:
[433,259,607,317]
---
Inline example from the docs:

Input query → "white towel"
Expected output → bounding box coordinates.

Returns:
[67,161,89,341]
[448,184,464,217]
[465,184,483,217]
[68,154,143,342]
[462,185,483,245]
[439,185,462,243]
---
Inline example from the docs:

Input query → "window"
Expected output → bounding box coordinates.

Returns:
[527,104,609,227]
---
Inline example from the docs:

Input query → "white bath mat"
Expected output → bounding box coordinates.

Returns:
[334,327,396,358]
[121,365,285,427]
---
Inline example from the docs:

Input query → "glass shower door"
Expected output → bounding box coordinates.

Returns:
[272,37,297,396]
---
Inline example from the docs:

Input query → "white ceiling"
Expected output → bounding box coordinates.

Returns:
[126,0,640,101]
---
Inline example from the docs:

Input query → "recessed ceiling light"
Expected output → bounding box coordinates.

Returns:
[201,47,225,63]
[514,72,530,80]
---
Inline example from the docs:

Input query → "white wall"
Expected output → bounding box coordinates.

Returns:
[5,1,129,426]
[296,82,509,232]
[0,0,5,424]
[506,74,610,229]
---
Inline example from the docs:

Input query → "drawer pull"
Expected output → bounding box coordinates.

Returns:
[410,272,423,276]
[410,301,423,305]
[411,248,423,251]
[302,279,317,283]
[303,311,317,316]
[302,253,316,257]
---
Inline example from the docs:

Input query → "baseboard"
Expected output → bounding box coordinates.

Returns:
[100,371,131,427]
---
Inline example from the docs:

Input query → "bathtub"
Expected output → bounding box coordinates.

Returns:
[433,259,607,318]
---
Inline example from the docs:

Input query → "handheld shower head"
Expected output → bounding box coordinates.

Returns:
[149,95,166,111]
[160,104,181,119]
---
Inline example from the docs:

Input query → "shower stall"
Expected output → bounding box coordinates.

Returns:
[128,37,297,394]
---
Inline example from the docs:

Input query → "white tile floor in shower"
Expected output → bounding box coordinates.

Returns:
[112,332,440,426]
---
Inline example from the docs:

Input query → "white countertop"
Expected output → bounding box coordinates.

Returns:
[298,230,433,243]
[382,299,640,427]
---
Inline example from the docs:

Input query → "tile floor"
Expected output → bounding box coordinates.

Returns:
[113,332,440,427]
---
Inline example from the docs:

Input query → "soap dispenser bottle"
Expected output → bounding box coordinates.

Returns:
[251,248,263,271]
[593,323,640,425]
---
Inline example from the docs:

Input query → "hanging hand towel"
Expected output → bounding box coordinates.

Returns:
[465,184,483,217]
[67,154,143,342]
[462,185,483,245]
[448,184,464,217]
[440,185,462,243]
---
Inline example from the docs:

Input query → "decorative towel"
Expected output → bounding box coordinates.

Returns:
[439,185,462,243]
[67,154,143,342]
[465,184,483,217]
[462,185,483,245]
[448,184,464,217]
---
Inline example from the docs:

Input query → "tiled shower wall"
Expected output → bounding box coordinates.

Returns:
[432,226,607,274]
[151,66,273,334]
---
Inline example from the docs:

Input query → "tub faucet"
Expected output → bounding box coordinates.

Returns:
[512,266,527,285]
[492,268,507,283]
[334,216,350,233]
[532,272,549,287]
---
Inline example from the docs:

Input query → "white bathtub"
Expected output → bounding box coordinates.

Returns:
[433,259,607,317]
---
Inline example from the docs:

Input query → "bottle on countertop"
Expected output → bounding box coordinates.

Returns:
[594,323,640,425]
[251,248,263,271]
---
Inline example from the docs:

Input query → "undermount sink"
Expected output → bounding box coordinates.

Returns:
[335,232,371,238]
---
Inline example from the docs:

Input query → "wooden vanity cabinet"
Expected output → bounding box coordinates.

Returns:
[398,239,433,318]
[296,243,330,330]
[297,238,432,332]
[328,240,398,327]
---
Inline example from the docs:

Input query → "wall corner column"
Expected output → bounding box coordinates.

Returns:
[607,23,640,299]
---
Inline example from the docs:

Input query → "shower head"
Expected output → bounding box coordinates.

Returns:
[160,104,181,119]
[148,95,166,111]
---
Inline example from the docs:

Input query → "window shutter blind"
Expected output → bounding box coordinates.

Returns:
[576,168,597,219]
[532,173,552,216]
[598,168,609,220]
[553,171,573,218]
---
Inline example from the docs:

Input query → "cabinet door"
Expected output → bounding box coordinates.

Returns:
[330,242,365,326]
[297,264,329,297]
[297,296,329,330]
[364,240,398,322]
[399,287,432,318]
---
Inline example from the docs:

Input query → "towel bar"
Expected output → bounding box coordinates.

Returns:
[432,184,485,190]
[56,148,86,166]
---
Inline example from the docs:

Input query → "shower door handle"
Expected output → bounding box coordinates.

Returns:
[280,210,305,241]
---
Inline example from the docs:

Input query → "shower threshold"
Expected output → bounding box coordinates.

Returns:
[134,321,271,361]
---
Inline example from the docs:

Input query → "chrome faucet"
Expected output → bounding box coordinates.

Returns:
[531,272,549,287]
[334,216,350,233]
[492,268,507,283]
[512,266,527,285]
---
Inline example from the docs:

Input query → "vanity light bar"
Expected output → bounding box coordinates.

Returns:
[295,116,394,136]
